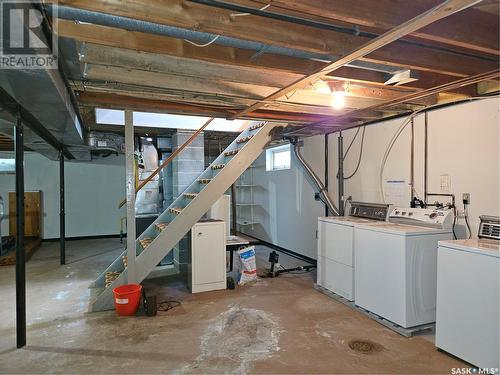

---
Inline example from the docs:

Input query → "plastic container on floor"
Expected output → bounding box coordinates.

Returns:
[113,284,142,316]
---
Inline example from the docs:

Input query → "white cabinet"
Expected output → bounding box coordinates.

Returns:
[436,242,500,369]
[188,220,227,293]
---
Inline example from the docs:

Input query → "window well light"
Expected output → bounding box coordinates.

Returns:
[331,91,346,110]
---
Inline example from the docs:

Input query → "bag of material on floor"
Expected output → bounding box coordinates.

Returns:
[237,246,258,285]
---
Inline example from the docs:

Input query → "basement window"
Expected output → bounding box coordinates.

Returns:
[266,144,291,171]
[0,158,15,173]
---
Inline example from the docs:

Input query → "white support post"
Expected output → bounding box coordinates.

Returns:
[125,110,137,284]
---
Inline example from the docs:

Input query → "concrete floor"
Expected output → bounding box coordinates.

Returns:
[0,238,466,374]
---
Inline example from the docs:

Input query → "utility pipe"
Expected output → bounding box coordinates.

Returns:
[324,133,329,216]
[338,132,345,216]
[291,139,339,216]
[49,5,400,74]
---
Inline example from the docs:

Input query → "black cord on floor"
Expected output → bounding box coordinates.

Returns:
[157,300,181,312]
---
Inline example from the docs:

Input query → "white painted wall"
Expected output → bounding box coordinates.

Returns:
[238,136,325,259]
[240,98,500,258]
[0,152,126,239]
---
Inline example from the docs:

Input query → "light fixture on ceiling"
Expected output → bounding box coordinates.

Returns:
[331,90,346,110]
[313,79,347,110]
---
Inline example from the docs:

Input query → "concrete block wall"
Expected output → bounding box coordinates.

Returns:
[171,130,204,273]
[172,130,204,200]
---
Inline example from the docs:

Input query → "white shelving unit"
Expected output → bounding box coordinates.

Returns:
[236,165,257,229]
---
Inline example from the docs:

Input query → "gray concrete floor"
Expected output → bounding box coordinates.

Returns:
[0,238,465,374]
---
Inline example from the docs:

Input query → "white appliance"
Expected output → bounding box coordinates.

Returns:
[206,194,231,236]
[317,202,390,301]
[354,207,453,328]
[187,220,227,293]
[436,215,500,369]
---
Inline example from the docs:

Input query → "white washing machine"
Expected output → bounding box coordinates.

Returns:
[354,207,453,328]
[436,216,500,369]
[317,202,390,301]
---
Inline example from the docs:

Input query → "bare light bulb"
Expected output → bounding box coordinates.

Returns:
[331,91,346,110]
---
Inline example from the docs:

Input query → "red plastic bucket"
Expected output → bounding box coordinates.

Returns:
[113,284,142,316]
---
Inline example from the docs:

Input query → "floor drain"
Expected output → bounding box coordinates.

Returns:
[348,339,383,354]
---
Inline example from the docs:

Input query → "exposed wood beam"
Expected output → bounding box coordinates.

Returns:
[57,1,498,77]
[57,20,321,75]
[76,91,342,123]
[84,63,279,99]
[229,0,482,119]
[58,21,479,96]
[231,0,499,56]
[325,67,477,96]
[311,69,500,128]
[80,43,301,88]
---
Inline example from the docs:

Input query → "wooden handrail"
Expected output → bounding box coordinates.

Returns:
[118,117,214,208]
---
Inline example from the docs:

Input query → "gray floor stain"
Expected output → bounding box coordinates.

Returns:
[177,305,281,374]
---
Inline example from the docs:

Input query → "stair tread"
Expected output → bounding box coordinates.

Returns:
[155,222,170,231]
[199,178,212,184]
[236,134,254,144]
[249,122,265,131]
[139,238,154,248]
[183,193,198,199]
[211,164,225,170]
[224,149,240,157]
[105,271,121,288]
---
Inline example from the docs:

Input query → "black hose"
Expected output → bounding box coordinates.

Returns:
[344,127,366,180]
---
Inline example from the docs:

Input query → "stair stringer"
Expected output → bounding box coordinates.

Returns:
[89,122,278,312]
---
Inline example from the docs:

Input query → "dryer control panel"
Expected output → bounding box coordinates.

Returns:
[389,207,453,229]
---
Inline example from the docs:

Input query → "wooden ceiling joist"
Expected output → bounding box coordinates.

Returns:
[57,1,498,78]
[311,69,500,128]
[58,21,481,97]
[76,91,339,124]
[228,0,499,56]
[229,0,482,119]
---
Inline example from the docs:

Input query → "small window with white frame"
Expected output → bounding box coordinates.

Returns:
[266,144,291,171]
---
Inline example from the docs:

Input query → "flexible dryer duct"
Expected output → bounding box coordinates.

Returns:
[290,139,339,216]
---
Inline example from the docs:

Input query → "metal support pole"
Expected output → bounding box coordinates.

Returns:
[324,133,329,216]
[337,132,344,216]
[231,183,237,235]
[59,151,66,265]
[424,112,429,204]
[15,112,26,348]
[125,110,137,284]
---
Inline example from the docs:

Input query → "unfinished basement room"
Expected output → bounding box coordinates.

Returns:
[0,0,499,374]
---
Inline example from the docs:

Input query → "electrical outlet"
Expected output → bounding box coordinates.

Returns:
[462,193,470,205]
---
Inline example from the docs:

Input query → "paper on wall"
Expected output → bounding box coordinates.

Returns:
[384,179,408,206]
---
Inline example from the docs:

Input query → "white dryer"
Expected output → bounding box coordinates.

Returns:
[317,202,390,301]
[354,207,453,328]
